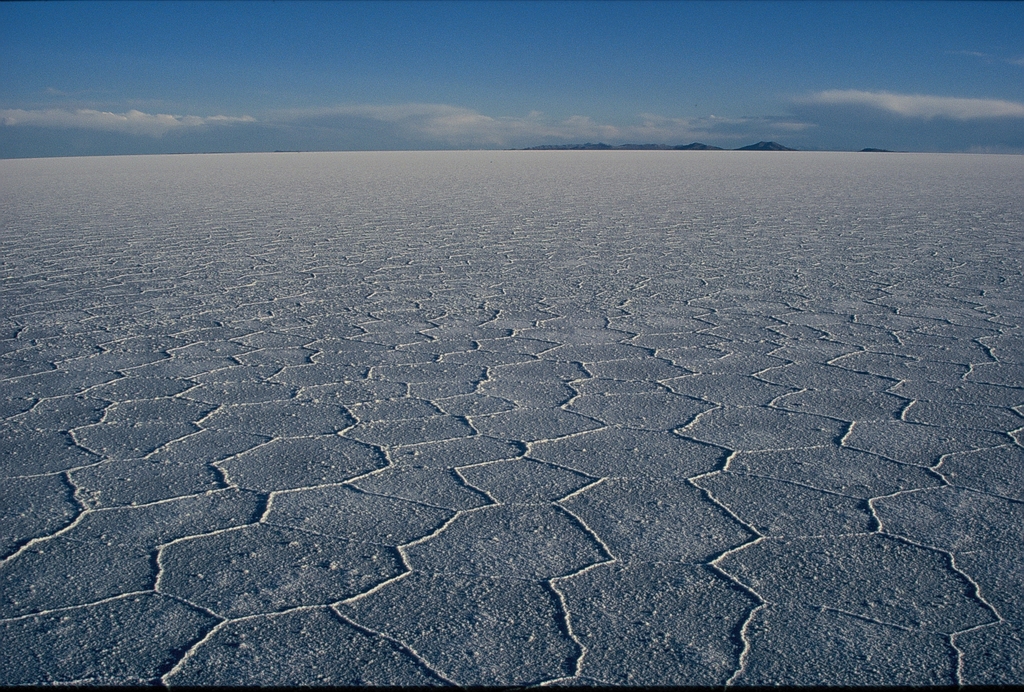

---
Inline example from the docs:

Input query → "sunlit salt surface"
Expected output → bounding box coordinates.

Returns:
[1,150,1022,686]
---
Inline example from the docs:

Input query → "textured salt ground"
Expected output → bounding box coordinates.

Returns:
[0,150,1022,686]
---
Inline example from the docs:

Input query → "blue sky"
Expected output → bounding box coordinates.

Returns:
[2,1,1023,156]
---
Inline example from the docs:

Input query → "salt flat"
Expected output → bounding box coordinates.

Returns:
[1,150,1022,686]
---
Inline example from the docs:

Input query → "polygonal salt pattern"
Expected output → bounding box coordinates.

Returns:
[403,504,606,579]
[158,524,405,618]
[219,435,386,491]
[471,407,602,440]
[560,476,753,563]
[350,465,492,510]
[265,485,454,545]
[566,391,711,430]
[530,426,726,478]
[345,414,475,446]
[936,445,1024,500]
[13,395,110,430]
[2,425,101,476]
[873,486,1024,627]
[1,537,155,618]
[337,571,577,686]
[0,474,77,558]
[165,608,441,686]
[558,562,756,685]
[385,435,524,468]
[457,457,594,503]
[71,429,269,507]
[770,388,908,420]
[735,604,958,686]
[695,471,874,537]
[0,593,216,685]
[843,420,1009,467]
[2,150,1022,686]
[682,406,846,451]
[717,534,994,632]
[955,622,1024,686]
[725,446,942,498]
[199,400,355,437]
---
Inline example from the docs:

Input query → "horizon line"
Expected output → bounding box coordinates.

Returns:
[5,146,1021,161]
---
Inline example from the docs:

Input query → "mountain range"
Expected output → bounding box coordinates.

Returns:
[522,141,798,151]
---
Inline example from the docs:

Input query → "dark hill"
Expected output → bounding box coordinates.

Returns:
[861,148,893,152]
[521,142,725,151]
[735,141,796,151]
[674,142,724,150]
[524,143,642,150]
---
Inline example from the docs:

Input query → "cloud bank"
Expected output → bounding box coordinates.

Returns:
[0,108,256,137]
[2,89,1023,157]
[270,103,805,150]
[805,90,1024,120]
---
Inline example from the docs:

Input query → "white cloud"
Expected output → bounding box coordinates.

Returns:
[950,50,992,59]
[806,90,1024,120]
[0,108,256,136]
[0,101,814,150]
[0,101,818,152]
[271,103,809,148]
[273,103,624,146]
[635,113,814,139]
[949,50,1024,68]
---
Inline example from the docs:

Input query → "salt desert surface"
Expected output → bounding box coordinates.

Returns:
[1,150,1022,686]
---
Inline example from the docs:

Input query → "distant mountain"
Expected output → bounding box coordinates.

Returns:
[735,141,796,151]
[674,142,724,150]
[615,144,675,150]
[520,140,791,151]
[860,148,893,152]
[523,143,670,150]
[522,142,725,151]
